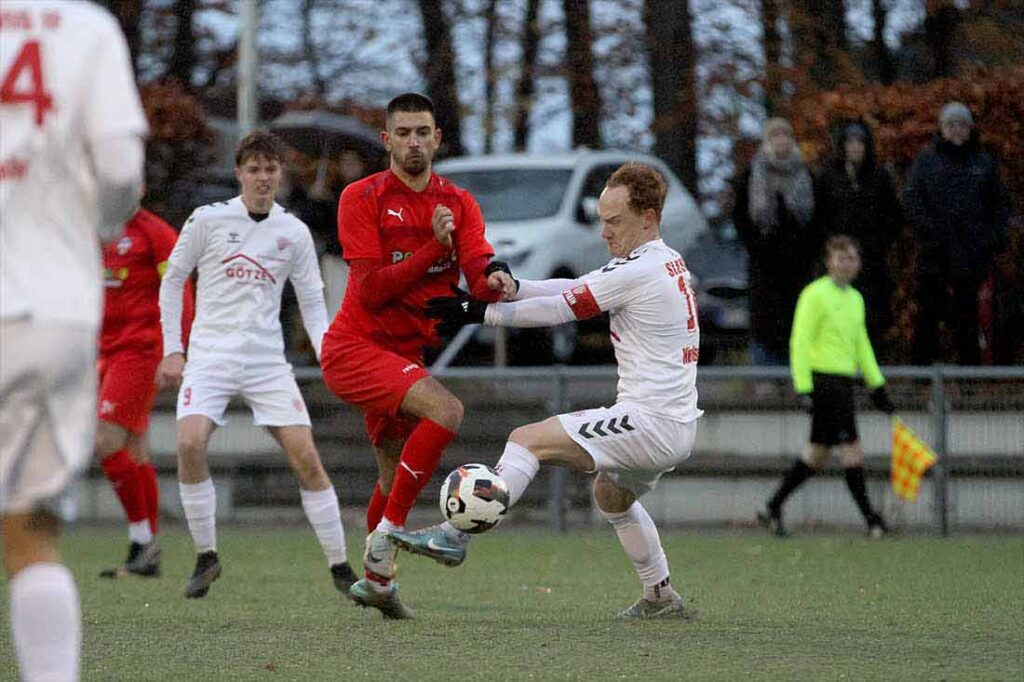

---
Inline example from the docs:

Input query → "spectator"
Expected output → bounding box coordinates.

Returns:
[734,118,818,365]
[904,101,1011,365]
[814,121,901,354]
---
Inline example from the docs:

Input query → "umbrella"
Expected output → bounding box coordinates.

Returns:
[269,110,384,159]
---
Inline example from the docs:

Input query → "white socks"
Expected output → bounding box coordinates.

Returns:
[495,441,540,507]
[10,562,81,681]
[300,486,347,566]
[602,502,672,594]
[128,520,153,545]
[179,478,217,553]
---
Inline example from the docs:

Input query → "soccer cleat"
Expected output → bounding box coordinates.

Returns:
[349,579,415,620]
[389,525,469,567]
[330,562,358,599]
[99,541,162,579]
[756,508,788,537]
[616,595,698,621]
[867,514,889,539]
[362,528,398,580]
[184,550,222,599]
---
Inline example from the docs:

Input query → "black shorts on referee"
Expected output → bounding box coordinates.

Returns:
[810,372,858,446]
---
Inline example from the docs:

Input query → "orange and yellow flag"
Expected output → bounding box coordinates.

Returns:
[891,417,938,501]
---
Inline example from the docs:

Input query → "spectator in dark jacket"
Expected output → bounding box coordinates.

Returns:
[734,118,818,365]
[904,102,1011,365]
[815,121,901,351]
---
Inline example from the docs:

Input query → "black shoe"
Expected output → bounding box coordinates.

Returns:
[184,551,221,599]
[867,514,889,539]
[99,541,162,579]
[756,508,788,537]
[330,562,357,599]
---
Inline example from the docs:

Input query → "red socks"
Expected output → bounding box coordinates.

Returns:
[100,449,148,524]
[381,419,455,527]
[366,482,387,532]
[140,462,160,534]
[100,450,160,534]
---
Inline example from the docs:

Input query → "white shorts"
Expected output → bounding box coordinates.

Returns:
[558,401,698,497]
[1,320,96,514]
[177,355,311,427]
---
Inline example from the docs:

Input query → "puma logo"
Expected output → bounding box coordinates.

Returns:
[400,461,425,480]
[387,207,404,222]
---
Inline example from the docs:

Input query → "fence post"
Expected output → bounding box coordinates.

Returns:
[931,365,949,535]
[548,371,569,532]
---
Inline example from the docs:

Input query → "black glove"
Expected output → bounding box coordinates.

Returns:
[484,259,519,296]
[869,386,896,414]
[797,393,814,414]
[425,285,488,337]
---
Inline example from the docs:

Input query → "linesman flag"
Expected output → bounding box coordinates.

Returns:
[891,417,938,501]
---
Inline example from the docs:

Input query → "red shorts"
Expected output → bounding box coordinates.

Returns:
[321,332,429,447]
[97,351,160,434]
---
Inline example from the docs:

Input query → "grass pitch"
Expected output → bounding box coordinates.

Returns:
[1,526,1022,680]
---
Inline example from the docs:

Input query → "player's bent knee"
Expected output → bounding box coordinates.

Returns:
[431,393,463,431]
[593,474,635,514]
[94,421,128,457]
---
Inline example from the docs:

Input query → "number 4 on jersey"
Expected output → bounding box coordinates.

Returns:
[1,41,55,126]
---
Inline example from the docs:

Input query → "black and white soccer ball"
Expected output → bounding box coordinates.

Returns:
[439,464,509,534]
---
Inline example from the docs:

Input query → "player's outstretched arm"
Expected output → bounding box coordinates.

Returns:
[426,287,594,335]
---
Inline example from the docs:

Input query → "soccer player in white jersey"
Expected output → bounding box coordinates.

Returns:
[157,131,355,599]
[1,2,147,678]
[393,163,702,620]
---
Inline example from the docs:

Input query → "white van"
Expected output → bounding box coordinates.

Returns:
[435,149,708,363]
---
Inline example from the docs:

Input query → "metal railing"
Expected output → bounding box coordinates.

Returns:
[286,364,1024,534]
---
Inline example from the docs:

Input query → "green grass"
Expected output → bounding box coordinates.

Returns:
[2,527,1022,680]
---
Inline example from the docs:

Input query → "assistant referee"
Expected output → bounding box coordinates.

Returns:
[758,234,894,537]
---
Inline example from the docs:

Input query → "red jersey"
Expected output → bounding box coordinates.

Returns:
[330,170,494,355]
[101,208,193,355]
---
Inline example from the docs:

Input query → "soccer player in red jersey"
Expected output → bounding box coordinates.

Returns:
[97,206,194,579]
[320,93,515,618]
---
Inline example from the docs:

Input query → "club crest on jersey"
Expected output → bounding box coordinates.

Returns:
[277,237,292,251]
[116,236,133,255]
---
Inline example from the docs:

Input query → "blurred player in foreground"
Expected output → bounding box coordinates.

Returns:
[394,163,702,620]
[157,131,354,599]
[1,2,147,678]
[97,205,195,579]
[319,93,508,618]
[757,234,894,537]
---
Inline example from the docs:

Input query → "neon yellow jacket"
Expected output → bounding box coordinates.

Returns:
[789,276,885,394]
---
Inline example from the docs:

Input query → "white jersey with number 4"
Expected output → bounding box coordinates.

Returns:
[565,239,702,423]
[0,1,147,328]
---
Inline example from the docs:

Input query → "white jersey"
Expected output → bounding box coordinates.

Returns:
[160,197,328,360]
[568,240,701,422]
[0,1,147,328]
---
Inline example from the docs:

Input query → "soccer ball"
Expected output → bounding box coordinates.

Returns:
[439,464,510,534]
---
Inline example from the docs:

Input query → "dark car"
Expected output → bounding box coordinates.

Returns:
[683,222,750,365]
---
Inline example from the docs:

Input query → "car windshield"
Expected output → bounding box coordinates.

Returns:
[441,168,573,221]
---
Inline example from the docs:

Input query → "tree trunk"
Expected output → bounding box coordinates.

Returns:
[790,0,847,90]
[925,1,961,79]
[871,0,895,84]
[417,0,464,157]
[513,0,541,151]
[482,0,499,153]
[563,0,602,149]
[644,0,697,194]
[167,0,197,88]
[761,0,783,115]
[301,0,327,97]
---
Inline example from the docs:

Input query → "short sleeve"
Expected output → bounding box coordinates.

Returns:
[82,13,147,144]
[454,190,494,264]
[338,183,382,261]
